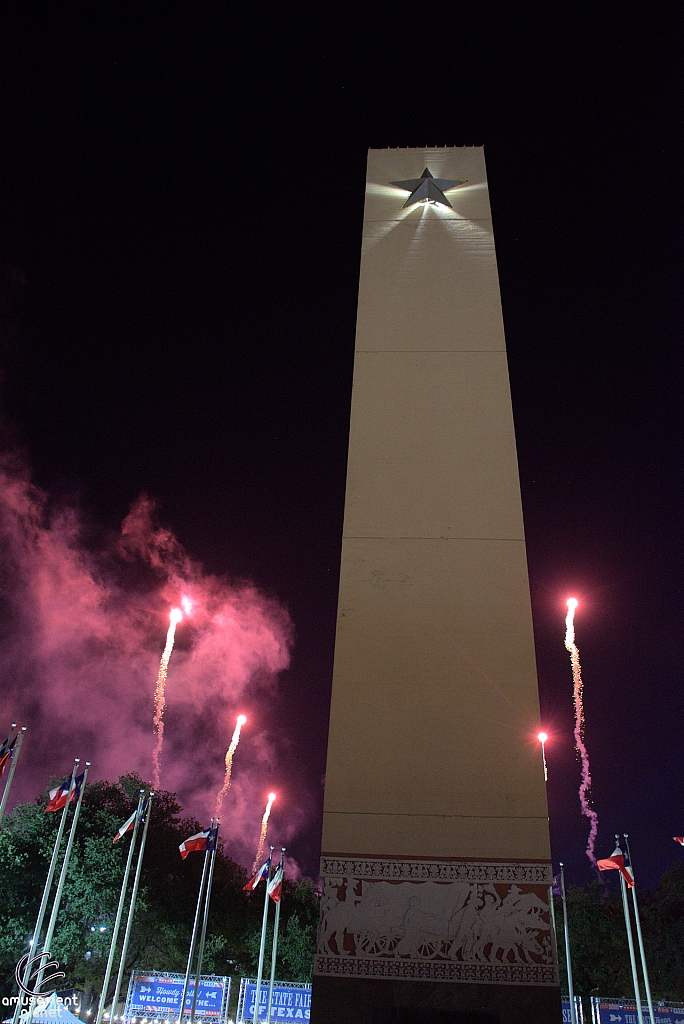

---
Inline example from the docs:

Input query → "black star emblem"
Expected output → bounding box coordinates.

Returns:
[389,167,467,209]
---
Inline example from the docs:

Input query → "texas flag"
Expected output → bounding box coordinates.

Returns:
[0,734,17,778]
[597,848,634,887]
[267,863,284,904]
[674,837,684,846]
[45,774,73,813]
[113,808,138,843]
[243,856,271,891]
[179,826,218,860]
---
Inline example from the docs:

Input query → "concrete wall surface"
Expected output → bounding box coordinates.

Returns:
[312,148,560,1024]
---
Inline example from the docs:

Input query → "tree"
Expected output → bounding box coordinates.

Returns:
[641,864,684,999]
[240,880,319,983]
[0,776,252,1003]
[555,882,633,1000]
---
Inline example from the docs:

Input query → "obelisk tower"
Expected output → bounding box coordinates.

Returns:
[312,148,560,1024]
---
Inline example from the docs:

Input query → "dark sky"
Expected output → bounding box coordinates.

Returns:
[0,6,682,885]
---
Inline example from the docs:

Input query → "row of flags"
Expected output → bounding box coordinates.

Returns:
[553,839,684,896]
[177,827,285,901]
[5,738,289,1024]
[244,853,284,902]
[36,762,285,898]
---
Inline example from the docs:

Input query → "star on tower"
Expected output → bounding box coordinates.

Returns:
[390,167,467,209]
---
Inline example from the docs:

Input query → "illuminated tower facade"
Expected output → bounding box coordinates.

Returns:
[311,149,560,1024]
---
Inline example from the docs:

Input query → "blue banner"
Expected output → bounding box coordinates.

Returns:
[130,976,226,1017]
[240,983,311,1022]
[594,1005,684,1024]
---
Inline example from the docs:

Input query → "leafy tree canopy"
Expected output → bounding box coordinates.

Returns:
[0,777,317,1012]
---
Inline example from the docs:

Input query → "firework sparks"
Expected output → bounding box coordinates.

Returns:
[564,597,599,871]
[151,607,182,789]
[252,792,276,872]
[214,714,247,817]
[537,731,548,781]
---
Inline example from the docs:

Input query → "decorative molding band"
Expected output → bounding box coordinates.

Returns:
[320,855,553,885]
[316,855,558,987]
[314,955,558,987]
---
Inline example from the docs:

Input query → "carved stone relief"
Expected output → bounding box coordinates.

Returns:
[315,857,558,986]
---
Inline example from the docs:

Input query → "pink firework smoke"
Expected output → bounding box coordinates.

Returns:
[0,453,296,867]
[214,714,247,817]
[152,607,182,789]
[564,598,599,870]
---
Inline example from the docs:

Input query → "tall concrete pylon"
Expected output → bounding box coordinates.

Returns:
[311,148,560,1024]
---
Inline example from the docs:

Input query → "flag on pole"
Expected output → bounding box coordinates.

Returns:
[0,734,17,778]
[44,770,85,812]
[179,826,218,860]
[674,837,684,846]
[243,855,271,891]
[113,809,138,843]
[267,863,284,903]
[551,874,561,897]
[597,847,634,887]
[45,773,74,813]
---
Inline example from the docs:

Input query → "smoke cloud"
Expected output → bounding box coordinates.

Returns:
[0,453,297,868]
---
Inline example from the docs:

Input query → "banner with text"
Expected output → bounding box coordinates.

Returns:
[126,973,230,1021]
[236,980,311,1023]
[591,1001,684,1024]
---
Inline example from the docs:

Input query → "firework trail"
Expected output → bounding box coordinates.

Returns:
[538,732,548,781]
[564,598,599,871]
[252,792,276,872]
[152,607,182,789]
[214,714,247,817]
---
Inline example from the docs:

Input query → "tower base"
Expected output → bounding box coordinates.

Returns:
[310,976,562,1024]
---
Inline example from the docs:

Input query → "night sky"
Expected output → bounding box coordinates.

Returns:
[0,6,682,885]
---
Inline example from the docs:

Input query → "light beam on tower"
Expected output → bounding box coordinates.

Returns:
[214,714,247,817]
[564,597,599,871]
[252,792,276,872]
[151,607,182,789]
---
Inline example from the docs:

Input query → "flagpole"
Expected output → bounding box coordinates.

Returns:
[624,835,655,1024]
[265,849,285,1024]
[616,836,644,1024]
[39,764,91,959]
[95,791,145,1024]
[179,822,213,1024]
[253,846,274,1024]
[29,761,92,1020]
[559,864,578,1024]
[189,820,220,1024]
[110,791,154,1023]
[13,761,79,1024]
[549,882,558,956]
[0,726,26,823]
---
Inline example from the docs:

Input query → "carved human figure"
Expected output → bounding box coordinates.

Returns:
[449,888,483,960]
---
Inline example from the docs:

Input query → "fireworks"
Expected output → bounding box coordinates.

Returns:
[537,731,548,781]
[214,714,247,817]
[564,597,599,870]
[252,792,276,872]
[151,608,182,789]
